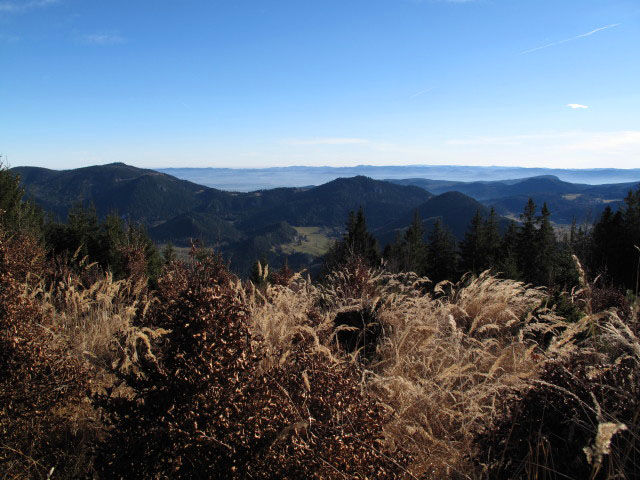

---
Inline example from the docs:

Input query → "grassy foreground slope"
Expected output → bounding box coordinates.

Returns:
[2,218,638,478]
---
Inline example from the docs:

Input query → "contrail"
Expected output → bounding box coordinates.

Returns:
[520,23,621,55]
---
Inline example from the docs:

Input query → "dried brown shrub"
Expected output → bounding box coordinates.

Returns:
[95,252,406,478]
[270,262,295,287]
[0,231,88,479]
[476,306,640,479]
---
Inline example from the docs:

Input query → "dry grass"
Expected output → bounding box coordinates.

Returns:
[246,268,552,477]
[36,267,149,371]
[3,231,639,479]
[248,263,640,479]
[366,272,553,478]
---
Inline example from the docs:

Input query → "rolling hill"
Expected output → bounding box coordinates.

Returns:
[12,163,210,223]
[17,163,636,275]
[375,191,508,247]
[11,164,446,275]
[389,175,640,224]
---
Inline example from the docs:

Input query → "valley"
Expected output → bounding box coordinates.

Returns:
[13,162,640,276]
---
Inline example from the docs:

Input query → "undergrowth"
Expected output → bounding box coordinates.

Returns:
[2,225,639,479]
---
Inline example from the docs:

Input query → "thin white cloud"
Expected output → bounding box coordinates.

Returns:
[0,0,57,13]
[283,138,370,146]
[567,104,589,109]
[447,130,640,154]
[520,23,620,55]
[446,132,576,146]
[83,32,125,45]
[410,86,436,98]
[563,131,640,152]
[438,130,640,168]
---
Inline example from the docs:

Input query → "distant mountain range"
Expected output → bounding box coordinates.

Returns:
[158,165,640,191]
[12,163,640,275]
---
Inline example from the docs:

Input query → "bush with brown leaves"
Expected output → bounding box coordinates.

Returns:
[95,252,406,479]
[0,231,88,479]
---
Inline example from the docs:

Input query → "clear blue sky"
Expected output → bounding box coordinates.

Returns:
[2,0,639,169]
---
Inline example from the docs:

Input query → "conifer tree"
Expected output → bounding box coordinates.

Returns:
[534,202,556,286]
[591,205,625,284]
[0,157,43,235]
[426,219,457,283]
[483,207,502,271]
[622,189,640,288]
[163,242,177,264]
[499,220,521,280]
[324,207,380,271]
[591,188,640,289]
[517,198,538,283]
[386,209,427,275]
[459,209,484,274]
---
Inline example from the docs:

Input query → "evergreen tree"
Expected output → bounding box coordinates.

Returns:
[163,242,177,264]
[324,207,380,271]
[591,205,625,285]
[568,218,591,266]
[96,213,127,273]
[66,203,101,261]
[0,157,43,235]
[459,209,484,274]
[534,202,556,286]
[621,189,640,289]
[483,207,502,272]
[517,198,538,283]
[426,219,458,283]
[589,188,640,290]
[499,220,521,280]
[386,209,427,275]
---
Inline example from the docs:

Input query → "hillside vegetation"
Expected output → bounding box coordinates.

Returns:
[391,175,640,225]
[14,164,441,275]
[2,162,640,479]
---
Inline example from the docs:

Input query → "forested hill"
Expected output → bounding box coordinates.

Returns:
[11,163,443,274]
[390,175,640,224]
[10,162,640,278]
[11,163,210,223]
[375,191,510,247]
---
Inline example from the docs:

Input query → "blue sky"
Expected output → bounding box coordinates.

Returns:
[2,0,639,169]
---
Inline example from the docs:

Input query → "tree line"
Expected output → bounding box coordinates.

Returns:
[1,159,165,283]
[325,191,640,295]
[3,159,639,294]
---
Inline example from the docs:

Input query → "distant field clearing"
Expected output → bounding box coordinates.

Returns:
[562,193,583,200]
[279,226,338,257]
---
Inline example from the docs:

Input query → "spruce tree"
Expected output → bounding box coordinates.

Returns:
[591,205,625,285]
[517,198,538,284]
[324,207,380,271]
[534,202,556,286]
[622,189,640,289]
[386,209,427,275]
[483,207,502,272]
[426,219,458,283]
[163,242,177,264]
[499,220,521,280]
[0,157,43,235]
[459,209,484,275]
